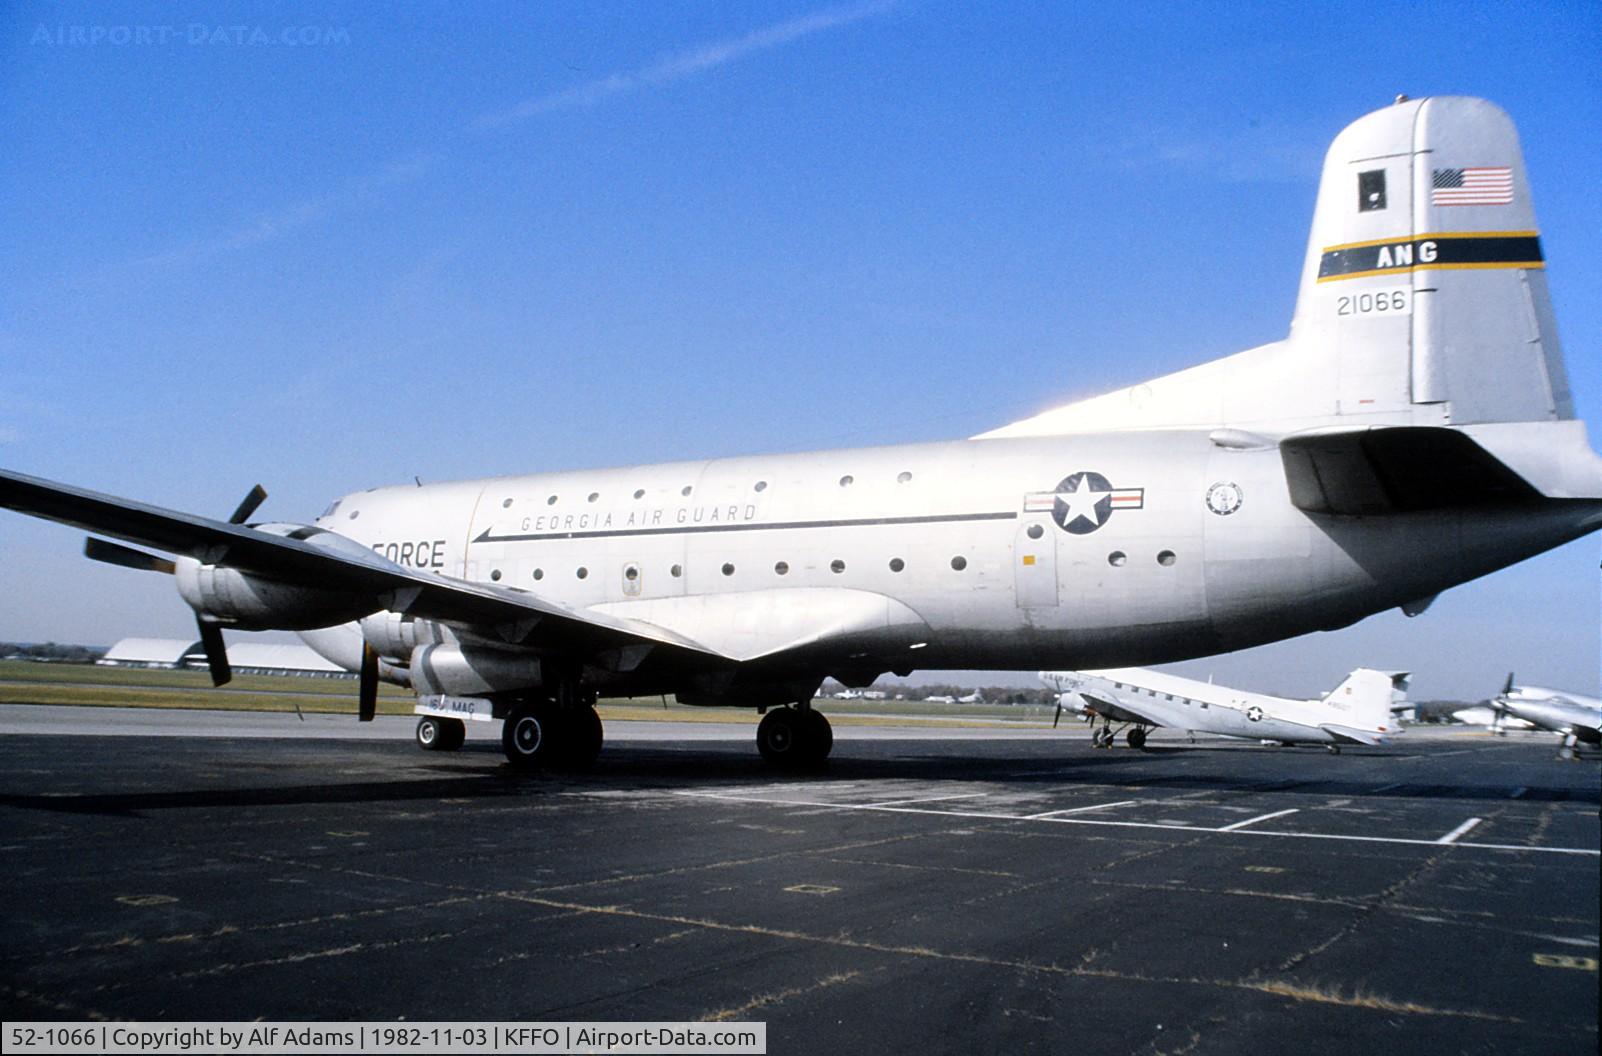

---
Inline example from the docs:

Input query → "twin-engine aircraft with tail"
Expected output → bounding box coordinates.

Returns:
[1039,668,1408,753]
[3,97,1600,771]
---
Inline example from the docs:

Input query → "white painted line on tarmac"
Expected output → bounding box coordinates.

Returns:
[868,792,991,807]
[1218,808,1300,832]
[1025,800,1139,819]
[1436,817,1484,844]
[671,792,1601,856]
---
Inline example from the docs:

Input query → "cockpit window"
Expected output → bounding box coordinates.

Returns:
[320,499,342,518]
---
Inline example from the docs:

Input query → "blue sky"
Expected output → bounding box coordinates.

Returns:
[2,1,1598,699]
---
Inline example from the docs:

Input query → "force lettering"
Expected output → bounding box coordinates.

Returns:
[372,539,447,568]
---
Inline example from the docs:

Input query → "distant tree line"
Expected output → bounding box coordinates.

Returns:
[0,642,105,663]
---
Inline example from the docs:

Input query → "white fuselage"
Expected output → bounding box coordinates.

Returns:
[305,429,1599,693]
[1040,667,1399,745]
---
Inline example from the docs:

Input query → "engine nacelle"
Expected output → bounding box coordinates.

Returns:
[174,523,385,630]
[410,642,543,697]
[359,610,449,662]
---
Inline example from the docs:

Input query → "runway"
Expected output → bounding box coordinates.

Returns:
[0,707,1596,1054]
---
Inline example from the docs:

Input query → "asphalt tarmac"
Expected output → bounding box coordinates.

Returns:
[0,707,1596,1054]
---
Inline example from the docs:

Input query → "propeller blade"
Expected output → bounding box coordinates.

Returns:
[228,484,268,525]
[1501,672,1515,696]
[1053,701,1064,729]
[358,643,378,722]
[195,618,231,687]
[84,537,176,574]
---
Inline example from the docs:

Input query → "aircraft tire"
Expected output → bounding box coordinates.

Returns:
[1126,727,1147,750]
[560,706,604,769]
[437,718,466,751]
[757,708,808,767]
[502,700,557,771]
[803,709,833,763]
[416,717,452,752]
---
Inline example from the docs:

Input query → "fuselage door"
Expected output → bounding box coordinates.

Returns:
[1014,521,1059,608]
[622,561,642,597]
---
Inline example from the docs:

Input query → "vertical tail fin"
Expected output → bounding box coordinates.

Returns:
[1290,96,1570,425]
[1320,668,1409,735]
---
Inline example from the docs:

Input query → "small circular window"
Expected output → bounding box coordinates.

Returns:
[348,510,360,520]
[501,498,513,508]
[533,568,544,580]
[587,492,599,503]
[1026,523,1044,540]
[576,567,589,579]
[1108,551,1127,567]
[839,475,854,487]
[681,485,693,497]
[754,481,767,492]
[624,565,639,581]
[889,558,905,572]
[1157,550,1177,567]
[633,488,645,499]
[546,495,558,506]
[721,562,735,576]
[830,559,846,574]
[774,561,789,575]
[670,564,683,578]
[490,569,502,581]
[950,555,968,571]
[897,471,912,484]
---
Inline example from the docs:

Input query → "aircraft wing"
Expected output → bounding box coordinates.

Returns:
[0,468,726,662]
[1076,691,1158,727]
[1280,426,1540,515]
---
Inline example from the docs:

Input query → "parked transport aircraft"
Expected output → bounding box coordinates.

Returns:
[1488,675,1600,758]
[1039,668,1408,752]
[3,97,1600,770]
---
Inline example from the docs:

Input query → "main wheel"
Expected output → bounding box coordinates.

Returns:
[437,717,466,751]
[502,700,557,770]
[417,717,465,752]
[802,709,833,764]
[1126,727,1147,750]
[757,708,808,766]
[562,706,604,769]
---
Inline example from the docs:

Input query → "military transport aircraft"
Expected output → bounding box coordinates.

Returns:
[3,96,1600,771]
[1039,668,1408,753]
[1487,675,1600,758]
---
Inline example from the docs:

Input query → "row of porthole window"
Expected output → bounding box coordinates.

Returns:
[489,554,969,582]
[485,551,1176,581]
[496,470,919,509]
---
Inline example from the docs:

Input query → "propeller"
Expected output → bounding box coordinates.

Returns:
[228,484,268,525]
[1053,698,1064,729]
[195,618,232,686]
[358,643,379,722]
[1501,671,1516,697]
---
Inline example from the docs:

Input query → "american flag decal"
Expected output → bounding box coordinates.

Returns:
[1432,167,1514,206]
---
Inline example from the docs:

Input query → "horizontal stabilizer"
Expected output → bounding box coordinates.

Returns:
[1281,427,1540,514]
[1319,724,1388,746]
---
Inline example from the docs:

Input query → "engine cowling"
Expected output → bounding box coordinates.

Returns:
[173,523,385,630]
[410,642,544,697]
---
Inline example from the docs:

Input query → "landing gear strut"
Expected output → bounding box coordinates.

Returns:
[500,679,604,771]
[757,706,832,768]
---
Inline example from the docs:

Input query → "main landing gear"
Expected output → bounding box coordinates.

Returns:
[756,705,833,768]
[500,679,604,772]
[1090,720,1149,750]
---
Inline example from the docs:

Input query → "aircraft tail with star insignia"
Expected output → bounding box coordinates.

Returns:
[977,95,1601,509]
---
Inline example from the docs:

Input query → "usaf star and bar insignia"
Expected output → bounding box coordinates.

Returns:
[1024,471,1145,535]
